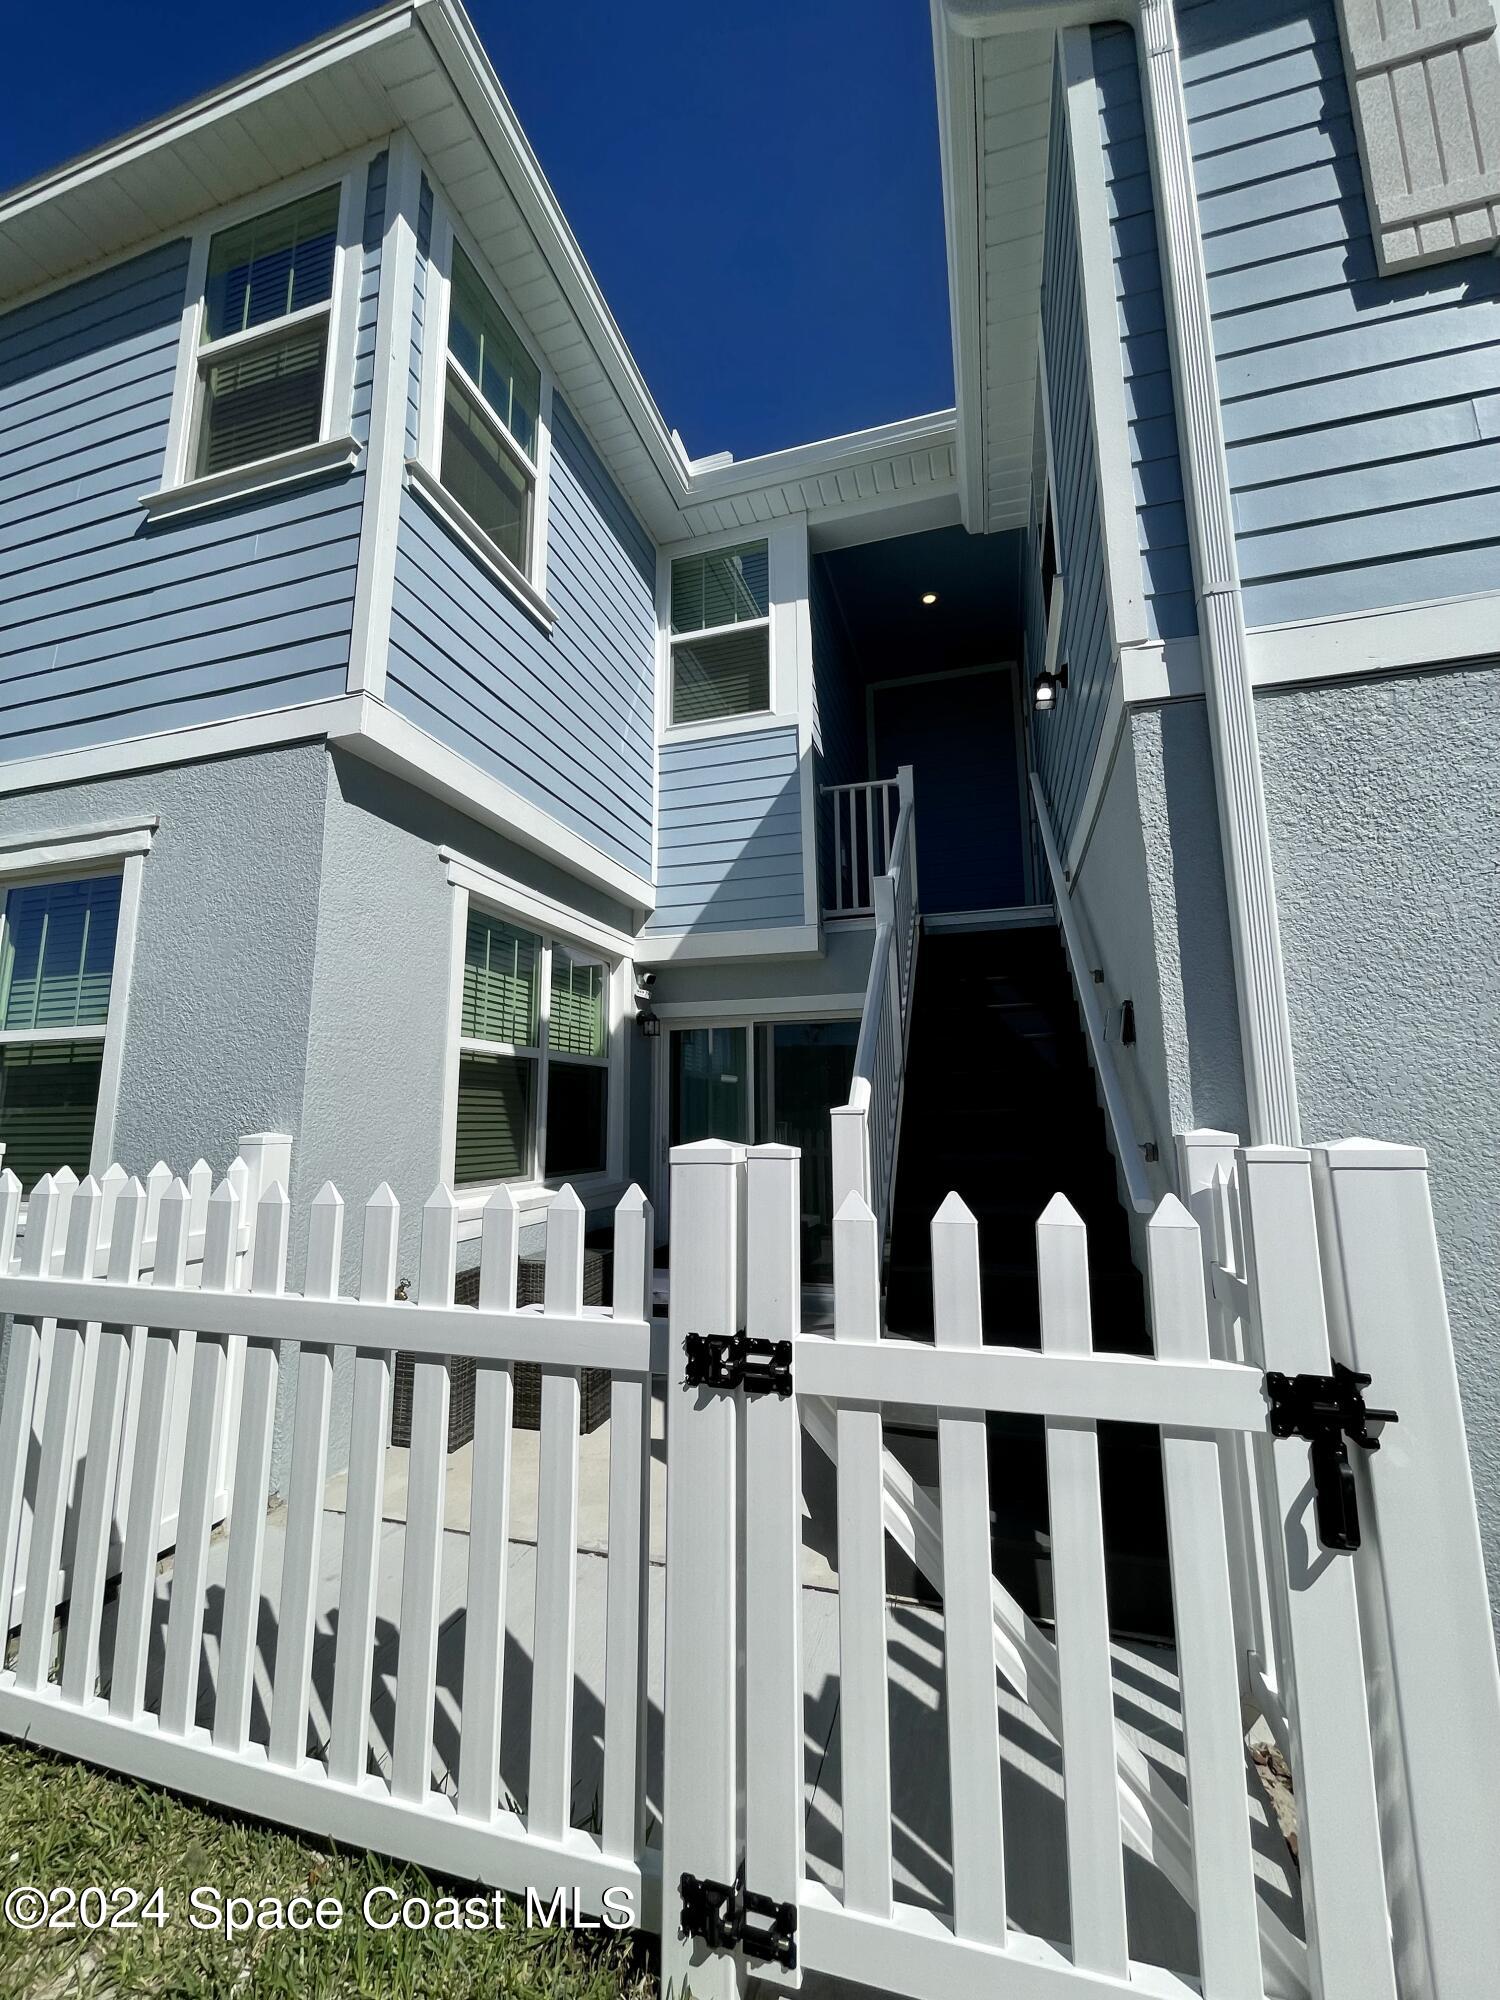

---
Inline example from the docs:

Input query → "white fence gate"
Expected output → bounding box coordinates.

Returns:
[2,1132,1498,1997]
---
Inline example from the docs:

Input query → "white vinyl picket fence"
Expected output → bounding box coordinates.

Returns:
[2,1131,1498,1998]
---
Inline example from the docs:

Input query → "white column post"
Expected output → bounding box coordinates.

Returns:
[1311,1139,1500,1999]
[236,1132,293,1208]
[661,1139,747,2000]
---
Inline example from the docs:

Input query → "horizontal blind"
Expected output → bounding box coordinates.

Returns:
[198,324,328,476]
[0,1041,104,1194]
[447,241,540,458]
[455,1052,534,1185]
[0,875,121,1032]
[463,913,540,1046]
[441,376,531,567]
[670,541,769,634]
[204,185,340,340]
[671,627,771,724]
[549,949,606,1057]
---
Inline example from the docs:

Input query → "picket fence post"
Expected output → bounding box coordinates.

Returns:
[1311,1140,1500,1999]
[661,1140,746,2000]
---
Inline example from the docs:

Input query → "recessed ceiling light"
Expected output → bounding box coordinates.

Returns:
[921,592,938,605]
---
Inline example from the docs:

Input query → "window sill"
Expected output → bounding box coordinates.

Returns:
[452,1176,625,1238]
[404,458,557,635]
[661,711,789,746]
[140,435,362,522]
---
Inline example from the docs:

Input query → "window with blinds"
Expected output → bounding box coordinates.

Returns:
[439,242,542,578]
[193,186,340,478]
[453,911,611,1188]
[669,541,771,724]
[0,873,123,1192]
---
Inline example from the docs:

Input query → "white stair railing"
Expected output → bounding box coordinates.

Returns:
[822,775,902,916]
[830,766,918,1255]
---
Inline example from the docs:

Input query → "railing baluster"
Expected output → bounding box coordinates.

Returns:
[61,1178,145,1703]
[602,1183,654,1862]
[212,1183,289,1752]
[269,1182,343,1769]
[392,1187,455,1803]
[160,1177,240,1736]
[328,1185,398,1786]
[528,1184,585,1841]
[458,1185,519,1823]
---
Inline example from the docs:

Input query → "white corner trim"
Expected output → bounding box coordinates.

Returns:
[441,848,635,961]
[1119,634,1204,703]
[1061,25,1149,652]
[403,458,558,632]
[90,850,147,1176]
[334,694,650,910]
[1137,0,1301,1150]
[349,131,424,698]
[0,698,365,801]
[140,434,361,520]
[931,16,986,533]
[650,994,866,1023]
[1248,589,1500,688]
[633,922,823,966]
[0,818,157,877]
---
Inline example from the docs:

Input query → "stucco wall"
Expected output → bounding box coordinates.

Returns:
[0,743,328,1180]
[1255,665,1500,1608]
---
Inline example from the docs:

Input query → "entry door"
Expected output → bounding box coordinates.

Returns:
[871,667,1025,914]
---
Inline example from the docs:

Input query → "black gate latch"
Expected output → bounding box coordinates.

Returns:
[1265,1360,1397,1553]
[679,1872,797,1970]
[683,1332,793,1398]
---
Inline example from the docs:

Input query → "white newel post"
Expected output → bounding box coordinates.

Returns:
[1311,1140,1500,2000]
[830,1090,871,1219]
[661,1140,747,2000]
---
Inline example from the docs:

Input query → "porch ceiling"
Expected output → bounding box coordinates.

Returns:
[933,8,1054,535]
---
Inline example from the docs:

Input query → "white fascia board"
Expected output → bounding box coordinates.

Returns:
[931,3,986,532]
[683,411,959,506]
[332,694,655,912]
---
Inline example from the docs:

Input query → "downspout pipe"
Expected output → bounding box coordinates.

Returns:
[939,0,1302,1147]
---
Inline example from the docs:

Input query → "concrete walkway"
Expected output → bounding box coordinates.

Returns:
[115,1395,1300,1985]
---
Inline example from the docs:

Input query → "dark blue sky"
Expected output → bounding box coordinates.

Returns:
[1,1,954,460]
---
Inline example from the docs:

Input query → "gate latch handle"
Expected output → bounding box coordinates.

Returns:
[1265,1360,1397,1553]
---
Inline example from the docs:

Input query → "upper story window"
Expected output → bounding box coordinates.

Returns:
[0,874,122,1192]
[194,187,341,478]
[669,541,771,725]
[454,908,611,1188]
[439,242,543,577]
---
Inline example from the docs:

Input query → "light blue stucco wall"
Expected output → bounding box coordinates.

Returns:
[0,151,393,764]
[647,725,806,934]
[387,395,656,886]
[1179,0,1500,626]
[1032,59,1113,852]
[1093,23,1196,644]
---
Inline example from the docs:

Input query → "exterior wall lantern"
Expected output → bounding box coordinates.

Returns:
[1033,661,1068,713]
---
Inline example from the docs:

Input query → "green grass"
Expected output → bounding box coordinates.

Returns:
[0,1740,656,2000]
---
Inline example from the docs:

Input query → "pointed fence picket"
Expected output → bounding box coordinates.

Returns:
[0,1165,658,1923]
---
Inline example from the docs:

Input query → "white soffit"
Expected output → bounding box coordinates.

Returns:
[934,5,1053,535]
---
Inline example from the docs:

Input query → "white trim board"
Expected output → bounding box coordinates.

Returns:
[924,904,1055,933]
[331,695,653,911]
[441,849,636,962]
[1247,590,1500,689]
[650,995,866,1023]
[634,923,823,967]
[0,819,157,874]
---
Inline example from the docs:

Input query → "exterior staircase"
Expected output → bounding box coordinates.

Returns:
[884,924,1173,1639]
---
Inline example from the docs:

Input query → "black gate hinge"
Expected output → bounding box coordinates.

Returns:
[1265,1360,1397,1553]
[683,1332,793,1398]
[679,1871,797,1970]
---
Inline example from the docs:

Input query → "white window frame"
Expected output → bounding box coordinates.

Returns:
[0,819,153,1189]
[145,152,369,522]
[656,517,804,745]
[440,853,629,1230]
[408,192,556,629]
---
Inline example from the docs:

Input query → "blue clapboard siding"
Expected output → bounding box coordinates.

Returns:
[648,726,805,934]
[1179,0,1500,626]
[0,179,376,763]
[350,149,387,449]
[406,176,433,456]
[1033,58,1114,850]
[387,392,656,882]
[1093,23,1196,643]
